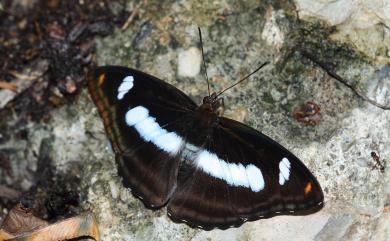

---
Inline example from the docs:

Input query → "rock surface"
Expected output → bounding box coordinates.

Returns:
[1,1,389,241]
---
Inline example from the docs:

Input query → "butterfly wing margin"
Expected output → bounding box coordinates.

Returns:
[87,66,198,208]
[167,117,324,229]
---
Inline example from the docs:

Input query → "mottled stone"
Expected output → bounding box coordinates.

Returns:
[193,213,329,241]
[296,0,390,63]
[89,1,390,239]
[262,7,285,49]
[314,214,354,241]
[2,0,390,240]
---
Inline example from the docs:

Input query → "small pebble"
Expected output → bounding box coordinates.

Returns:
[178,47,201,77]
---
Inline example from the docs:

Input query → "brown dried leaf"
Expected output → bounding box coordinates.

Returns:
[0,205,100,241]
[0,204,48,236]
[0,81,17,91]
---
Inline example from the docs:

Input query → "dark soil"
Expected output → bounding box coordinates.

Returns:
[0,0,128,223]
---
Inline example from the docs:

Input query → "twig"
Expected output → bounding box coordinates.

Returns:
[8,70,41,81]
[300,50,390,110]
[121,1,143,31]
[291,6,390,110]
[0,185,21,199]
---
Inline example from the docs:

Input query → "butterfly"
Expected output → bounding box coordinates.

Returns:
[87,63,324,230]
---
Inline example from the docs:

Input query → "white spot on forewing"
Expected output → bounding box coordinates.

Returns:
[125,106,148,126]
[117,76,134,100]
[125,106,183,154]
[152,132,183,153]
[195,150,265,192]
[134,117,165,141]
[279,157,291,185]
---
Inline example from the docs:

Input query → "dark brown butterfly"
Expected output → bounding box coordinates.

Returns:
[87,64,324,230]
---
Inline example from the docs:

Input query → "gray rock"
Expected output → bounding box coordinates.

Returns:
[89,1,390,239]
[1,1,389,240]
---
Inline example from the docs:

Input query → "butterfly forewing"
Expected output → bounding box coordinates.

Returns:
[88,66,197,207]
[88,66,324,230]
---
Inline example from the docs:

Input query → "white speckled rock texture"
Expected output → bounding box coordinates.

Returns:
[1,1,389,240]
[296,0,390,63]
[86,1,390,239]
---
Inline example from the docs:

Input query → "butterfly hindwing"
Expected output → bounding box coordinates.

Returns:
[167,117,323,230]
[218,117,324,214]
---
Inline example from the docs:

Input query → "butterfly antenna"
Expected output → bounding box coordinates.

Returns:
[216,61,269,98]
[198,27,211,97]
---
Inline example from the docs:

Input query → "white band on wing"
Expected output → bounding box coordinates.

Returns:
[125,105,266,192]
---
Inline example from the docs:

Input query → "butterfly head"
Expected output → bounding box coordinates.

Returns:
[199,92,223,117]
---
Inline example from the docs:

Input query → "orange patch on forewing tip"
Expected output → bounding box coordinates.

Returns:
[98,73,106,86]
[304,182,312,194]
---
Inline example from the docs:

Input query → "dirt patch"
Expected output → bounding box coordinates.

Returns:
[0,0,128,222]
